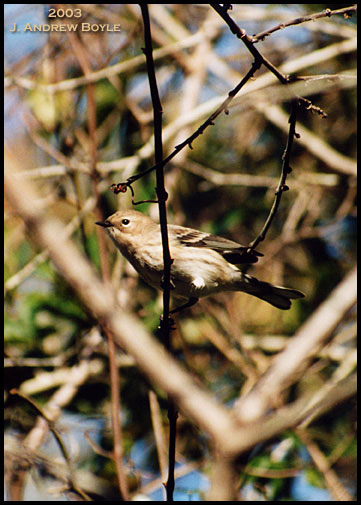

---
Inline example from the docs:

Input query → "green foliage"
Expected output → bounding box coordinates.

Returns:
[305,466,326,489]
[5,283,88,350]
[244,447,295,501]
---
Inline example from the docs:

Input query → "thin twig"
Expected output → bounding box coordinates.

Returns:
[211,3,290,84]
[140,5,177,501]
[139,4,173,328]
[211,3,338,123]
[253,5,357,42]
[248,101,298,251]
[208,7,311,252]
[110,59,262,195]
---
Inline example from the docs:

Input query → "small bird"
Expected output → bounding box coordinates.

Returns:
[96,210,304,312]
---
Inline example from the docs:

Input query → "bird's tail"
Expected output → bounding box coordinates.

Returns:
[235,273,304,310]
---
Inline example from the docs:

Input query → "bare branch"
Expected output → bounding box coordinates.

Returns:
[253,5,357,42]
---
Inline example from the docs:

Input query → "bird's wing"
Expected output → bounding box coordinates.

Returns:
[168,225,263,264]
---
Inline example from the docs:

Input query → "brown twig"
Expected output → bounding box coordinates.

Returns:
[248,101,298,252]
[253,5,357,43]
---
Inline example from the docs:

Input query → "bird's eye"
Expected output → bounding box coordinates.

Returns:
[122,219,130,226]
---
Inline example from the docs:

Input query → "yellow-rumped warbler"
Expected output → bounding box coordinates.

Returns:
[96,210,304,311]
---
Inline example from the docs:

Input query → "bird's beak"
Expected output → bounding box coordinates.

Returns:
[95,220,111,228]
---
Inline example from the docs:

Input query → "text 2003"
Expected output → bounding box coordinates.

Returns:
[48,8,82,18]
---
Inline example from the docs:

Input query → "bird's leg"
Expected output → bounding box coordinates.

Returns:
[170,297,199,314]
